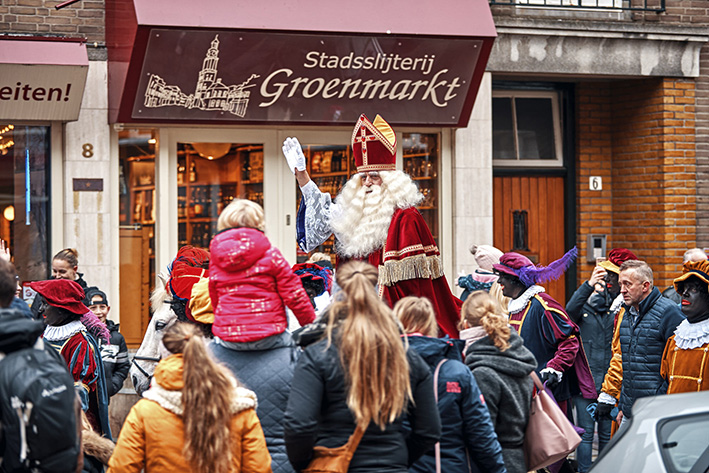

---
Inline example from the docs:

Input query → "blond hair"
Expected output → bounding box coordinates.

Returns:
[217,199,265,232]
[394,296,438,337]
[326,261,411,429]
[460,291,511,351]
[307,252,332,264]
[162,323,235,473]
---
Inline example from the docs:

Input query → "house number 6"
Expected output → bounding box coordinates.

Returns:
[82,143,94,158]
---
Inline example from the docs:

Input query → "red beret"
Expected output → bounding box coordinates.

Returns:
[29,279,88,316]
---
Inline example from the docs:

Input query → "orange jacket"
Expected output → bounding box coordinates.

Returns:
[600,308,624,399]
[107,355,272,473]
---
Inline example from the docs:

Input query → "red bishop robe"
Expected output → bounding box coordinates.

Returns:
[340,207,463,338]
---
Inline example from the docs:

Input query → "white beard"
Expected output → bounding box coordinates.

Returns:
[331,183,395,259]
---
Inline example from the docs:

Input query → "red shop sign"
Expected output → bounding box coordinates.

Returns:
[121,29,491,127]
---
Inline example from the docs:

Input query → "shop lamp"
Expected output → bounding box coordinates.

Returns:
[191,142,231,161]
[3,205,14,222]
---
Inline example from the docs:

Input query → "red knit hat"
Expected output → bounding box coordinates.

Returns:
[166,246,210,322]
[351,114,397,173]
[29,279,88,315]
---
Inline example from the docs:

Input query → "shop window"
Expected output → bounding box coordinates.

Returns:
[176,142,263,249]
[119,129,156,347]
[0,124,51,297]
[493,90,563,167]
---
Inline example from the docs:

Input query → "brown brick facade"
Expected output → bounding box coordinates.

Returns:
[0,0,105,44]
[576,78,697,291]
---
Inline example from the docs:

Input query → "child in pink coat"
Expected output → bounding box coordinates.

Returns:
[209,199,316,343]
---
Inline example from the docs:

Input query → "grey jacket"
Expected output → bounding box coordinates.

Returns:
[465,332,537,473]
[210,332,299,473]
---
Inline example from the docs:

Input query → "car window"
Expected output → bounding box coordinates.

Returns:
[658,413,709,473]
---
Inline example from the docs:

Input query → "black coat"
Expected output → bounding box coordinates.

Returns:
[565,282,616,391]
[284,338,441,473]
[100,320,130,397]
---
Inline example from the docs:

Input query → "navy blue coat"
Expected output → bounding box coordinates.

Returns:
[618,287,685,417]
[406,335,506,473]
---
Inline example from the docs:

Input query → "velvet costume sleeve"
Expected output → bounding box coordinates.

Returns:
[106,403,146,473]
[536,300,580,373]
[62,333,100,411]
[600,309,624,400]
[460,369,506,473]
[269,246,316,327]
[660,336,673,383]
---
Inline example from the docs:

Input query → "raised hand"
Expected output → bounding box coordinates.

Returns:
[282,137,307,175]
[0,240,10,263]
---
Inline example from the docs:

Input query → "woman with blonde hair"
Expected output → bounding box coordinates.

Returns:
[108,322,271,473]
[394,296,505,473]
[283,261,440,472]
[461,291,536,473]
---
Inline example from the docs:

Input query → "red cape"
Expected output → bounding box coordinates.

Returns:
[344,207,463,337]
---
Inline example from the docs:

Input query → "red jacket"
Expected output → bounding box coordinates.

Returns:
[209,227,315,342]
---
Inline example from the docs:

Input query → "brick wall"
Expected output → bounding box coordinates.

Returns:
[576,78,697,290]
[0,0,105,44]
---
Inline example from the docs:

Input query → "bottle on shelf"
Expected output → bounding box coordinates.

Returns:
[177,161,186,185]
[189,161,197,183]
[242,155,251,181]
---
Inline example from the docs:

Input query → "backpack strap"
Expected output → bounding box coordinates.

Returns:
[433,359,447,473]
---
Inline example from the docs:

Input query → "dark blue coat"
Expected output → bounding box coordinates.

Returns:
[618,287,685,417]
[565,282,616,392]
[406,335,506,473]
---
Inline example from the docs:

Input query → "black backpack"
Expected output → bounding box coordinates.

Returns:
[0,345,80,473]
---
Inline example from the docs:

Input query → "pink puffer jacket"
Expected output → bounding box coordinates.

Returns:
[209,227,316,342]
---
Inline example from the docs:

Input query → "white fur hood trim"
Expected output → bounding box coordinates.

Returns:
[508,285,545,315]
[674,318,709,350]
[143,377,257,416]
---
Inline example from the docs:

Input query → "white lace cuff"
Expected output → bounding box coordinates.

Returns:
[598,392,616,405]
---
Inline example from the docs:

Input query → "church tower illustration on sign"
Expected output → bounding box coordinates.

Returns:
[144,34,259,117]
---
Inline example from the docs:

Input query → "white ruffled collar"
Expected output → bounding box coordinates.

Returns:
[43,320,85,342]
[508,285,545,315]
[610,294,624,316]
[143,377,257,416]
[674,318,709,350]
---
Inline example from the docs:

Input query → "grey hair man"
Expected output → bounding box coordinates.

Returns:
[596,260,685,424]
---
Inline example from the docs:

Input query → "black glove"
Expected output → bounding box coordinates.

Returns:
[595,402,614,421]
[539,368,562,387]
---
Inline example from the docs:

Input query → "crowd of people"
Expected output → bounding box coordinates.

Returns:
[0,114,707,473]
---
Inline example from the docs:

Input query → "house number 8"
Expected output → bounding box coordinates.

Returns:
[82,143,94,158]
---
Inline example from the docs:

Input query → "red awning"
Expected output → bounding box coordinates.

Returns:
[107,0,496,127]
[0,38,88,121]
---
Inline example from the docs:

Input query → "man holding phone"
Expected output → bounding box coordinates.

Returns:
[565,248,637,473]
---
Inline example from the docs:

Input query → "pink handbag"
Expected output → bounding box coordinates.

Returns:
[523,372,581,471]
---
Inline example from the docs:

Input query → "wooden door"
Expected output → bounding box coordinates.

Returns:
[493,175,567,303]
[119,226,151,348]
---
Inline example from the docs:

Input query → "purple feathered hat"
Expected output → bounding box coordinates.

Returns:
[493,247,579,288]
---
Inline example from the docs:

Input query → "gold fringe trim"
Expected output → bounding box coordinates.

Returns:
[378,254,444,287]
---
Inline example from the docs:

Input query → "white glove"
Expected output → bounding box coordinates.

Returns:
[282,137,306,174]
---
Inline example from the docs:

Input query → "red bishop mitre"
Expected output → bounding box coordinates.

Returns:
[351,114,397,172]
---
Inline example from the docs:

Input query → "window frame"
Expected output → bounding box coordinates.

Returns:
[657,412,709,473]
[492,89,564,168]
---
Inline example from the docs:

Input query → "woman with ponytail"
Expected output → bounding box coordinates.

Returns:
[108,322,271,473]
[394,296,505,473]
[460,291,537,473]
[283,261,441,472]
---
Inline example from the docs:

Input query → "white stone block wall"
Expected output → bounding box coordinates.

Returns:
[62,60,113,297]
[452,72,493,294]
